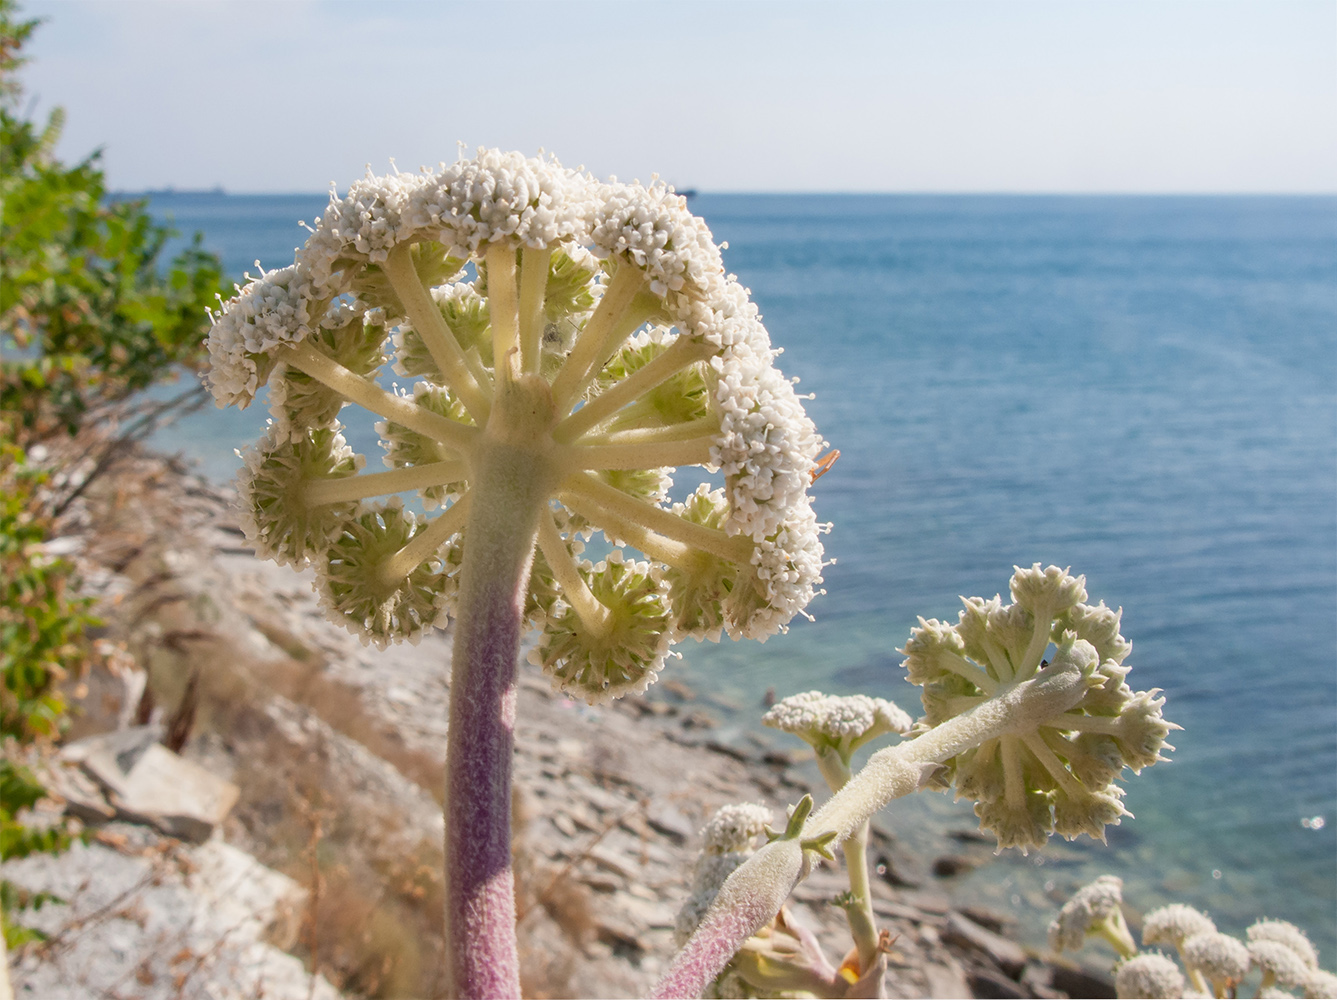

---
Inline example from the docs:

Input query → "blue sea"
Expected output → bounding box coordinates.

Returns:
[143,191,1337,961]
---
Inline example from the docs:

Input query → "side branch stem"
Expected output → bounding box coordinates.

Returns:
[582,415,719,447]
[282,342,477,453]
[303,460,468,506]
[652,667,1088,999]
[554,335,715,443]
[486,243,521,380]
[537,512,611,638]
[570,436,715,471]
[550,264,645,413]
[562,472,752,564]
[557,492,696,570]
[518,246,552,375]
[382,494,470,584]
[383,244,491,421]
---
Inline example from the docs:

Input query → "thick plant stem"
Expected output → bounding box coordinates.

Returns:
[443,374,557,1000]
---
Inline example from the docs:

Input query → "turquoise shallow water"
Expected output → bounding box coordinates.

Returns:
[144,191,1337,959]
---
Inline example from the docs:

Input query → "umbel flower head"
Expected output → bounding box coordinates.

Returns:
[762,690,912,763]
[207,149,828,701]
[1048,874,1137,958]
[900,564,1179,851]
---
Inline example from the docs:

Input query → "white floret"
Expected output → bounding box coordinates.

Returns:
[1183,931,1251,988]
[1142,904,1217,950]
[590,180,726,301]
[1303,968,1337,998]
[407,148,591,254]
[1248,920,1320,970]
[1251,939,1313,989]
[701,803,773,854]
[1048,875,1124,952]
[709,344,825,541]
[206,264,317,407]
[762,691,912,745]
[302,168,426,296]
[1115,953,1187,999]
[734,501,829,639]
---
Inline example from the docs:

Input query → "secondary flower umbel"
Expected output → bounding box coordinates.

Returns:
[207,149,828,703]
[901,564,1178,850]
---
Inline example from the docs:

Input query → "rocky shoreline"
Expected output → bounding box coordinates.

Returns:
[4,442,1116,998]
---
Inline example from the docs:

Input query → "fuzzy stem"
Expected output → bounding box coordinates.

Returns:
[518,245,552,375]
[383,243,491,421]
[815,749,881,978]
[561,472,753,564]
[550,264,645,413]
[303,460,468,506]
[655,667,1089,999]
[486,243,521,381]
[651,839,808,1000]
[570,436,715,472]
[281,342,477,453]
[554,334,715,443]
[443,374,558,999]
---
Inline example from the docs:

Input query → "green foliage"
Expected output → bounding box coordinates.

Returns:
[0,443,89,941]
[0,445,99,741]
[0,0,227,441]
[0,0,190,945]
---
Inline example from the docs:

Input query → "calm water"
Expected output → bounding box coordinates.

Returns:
[145,191,1337,959]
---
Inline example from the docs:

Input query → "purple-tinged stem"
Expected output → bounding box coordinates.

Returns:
[651,839,807,1000]
[443,375,558,999]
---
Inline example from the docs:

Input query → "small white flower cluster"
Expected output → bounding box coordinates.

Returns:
[206,264,316,408]
[1051,883,1334,1000]
[206,149,827,683]
[762,690,912,757]
[1048,874,1129,954]
[900,565,1177,851]
[410,148,593,255]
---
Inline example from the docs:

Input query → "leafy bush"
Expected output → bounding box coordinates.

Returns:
[0,0,226,442]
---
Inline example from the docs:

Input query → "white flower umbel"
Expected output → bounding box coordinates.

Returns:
[1115,953,1187,1000]
[1048,875,1137,959]
[1248,920,1320,972]
[1182,931,1251,999]
[206,150,827,1000]
[655,566,1176,999]
[1143,903,1218,994]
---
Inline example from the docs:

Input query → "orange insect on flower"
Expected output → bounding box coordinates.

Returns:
[811,449,840,483]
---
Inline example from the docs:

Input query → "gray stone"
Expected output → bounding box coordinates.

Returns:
[65,728,239,843]
[645,802,694,844]
[944,910,1029,979]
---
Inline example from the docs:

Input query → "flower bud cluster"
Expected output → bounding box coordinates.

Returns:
[900,565,1177,851]
[206,149,828,695]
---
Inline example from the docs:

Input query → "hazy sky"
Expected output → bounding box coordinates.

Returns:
[19,0,1337,194]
